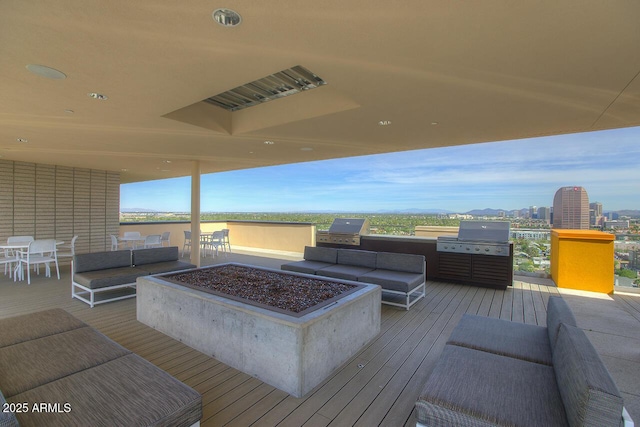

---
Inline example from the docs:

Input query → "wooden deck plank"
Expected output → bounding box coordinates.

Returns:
[510,282,524,323]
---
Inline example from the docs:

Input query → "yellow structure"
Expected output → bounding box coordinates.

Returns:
[551,229,614,293]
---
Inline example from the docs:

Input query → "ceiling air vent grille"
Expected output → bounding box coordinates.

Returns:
[204,65,326,112]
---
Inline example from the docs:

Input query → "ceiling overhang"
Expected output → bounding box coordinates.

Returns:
[1,1,639,183]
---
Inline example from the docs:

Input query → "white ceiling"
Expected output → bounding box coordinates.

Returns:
[2,1,640,183]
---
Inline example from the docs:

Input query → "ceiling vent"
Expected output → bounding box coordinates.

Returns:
[204,65,326,112]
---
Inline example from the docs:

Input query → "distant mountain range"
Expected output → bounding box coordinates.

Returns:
[120,207,640,218]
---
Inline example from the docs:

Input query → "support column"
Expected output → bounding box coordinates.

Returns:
[190,161,201,267]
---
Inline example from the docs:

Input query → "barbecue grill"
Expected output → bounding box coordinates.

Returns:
[437,220,511,256]
[316,218,370,246]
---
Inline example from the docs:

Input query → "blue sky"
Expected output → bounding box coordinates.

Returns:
[121,126,640,213]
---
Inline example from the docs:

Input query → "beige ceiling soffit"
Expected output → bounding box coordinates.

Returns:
[590,69,640,129]
[232,87,360,135]
[162,102,232,135]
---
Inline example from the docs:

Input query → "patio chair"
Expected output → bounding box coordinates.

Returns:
[182,230,192,257]
[144,234,163,248]
[56,235,78,263]
[1,250,18,278]
[160,231,171,247]
[15,239,60,285]
[109,234,120,251]
[222,228,231,253]
[206,231,225,257]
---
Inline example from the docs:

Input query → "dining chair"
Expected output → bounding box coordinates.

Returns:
[208,231,225,257]
[182,230,192,257]
[222,228,231,253]
[160,231,171,247]
[6,236,36,276]
[144,234,163,248]
[1,250,18,278]
[109,234,120,251]
[57,235,78,262]
[15,239,60,285]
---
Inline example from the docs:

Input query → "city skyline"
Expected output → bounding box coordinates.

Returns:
[121,126,640,213]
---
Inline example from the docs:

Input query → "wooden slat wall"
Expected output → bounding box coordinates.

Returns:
[13,162,36,237]
[35,164,56,239]
[73,168,92,254]
[55,166,75,246]
[0,161,14,240]
[0,159,119,252]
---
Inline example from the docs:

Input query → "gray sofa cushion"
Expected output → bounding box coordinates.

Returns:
[0,390,19,427]
[553,323,623,427]
[8,353,202,427]
[446,314,553,365]
[0,308,86,349]
[132,246,179,265]
[303,246,338,264]
[337,249,377,268]
[358,269,424,293]
[547,296,577,350]
[73,266,149,289]
[376,251,424,274]
[0,327,131,398]
[73,250,131,273]
[281,260,335,275]
[316,264,375,281]
[416,345,568,427]
[140,260,196,274]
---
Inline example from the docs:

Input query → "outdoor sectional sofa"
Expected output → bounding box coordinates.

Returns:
[72,246,196,308]
[281,246,426,309]
[415,296,633,427]
[0,308,201,427]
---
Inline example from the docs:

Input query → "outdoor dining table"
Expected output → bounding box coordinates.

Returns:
[118,235,146,248]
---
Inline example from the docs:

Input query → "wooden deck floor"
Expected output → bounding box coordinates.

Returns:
[1,258,637,426]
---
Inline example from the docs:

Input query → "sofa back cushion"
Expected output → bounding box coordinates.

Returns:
[132,246,179,266]
[337,249,377,269]
[553,323,623,427]
[546,296,577,350]
[73,250,132,273]
[376,252,425,274]
[303,246,338,264]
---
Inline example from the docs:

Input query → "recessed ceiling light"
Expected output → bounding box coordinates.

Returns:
[212,8,242,27]
[300,147,313,151]
[64,109,74,114]
[431,122,439,126]
[264,140,275,145]
[16,138,28,143]
[26,64,66,79]
[163,160,172,164]
[378,120,392,126]
[88,92,108,100]
[121,169,128,172]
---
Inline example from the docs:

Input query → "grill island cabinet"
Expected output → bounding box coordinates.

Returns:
[436,246,514,290]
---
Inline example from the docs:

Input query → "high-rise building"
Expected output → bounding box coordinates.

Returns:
[590,201,603,227]
[552,186,590,229]
[529,206,537,219]
[538,206,551,223]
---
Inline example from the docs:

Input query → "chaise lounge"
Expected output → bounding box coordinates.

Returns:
[0,308,201,427]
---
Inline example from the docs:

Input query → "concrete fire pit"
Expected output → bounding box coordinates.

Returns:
[136,263,381,397]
